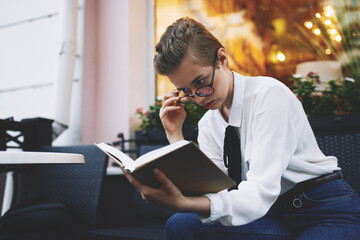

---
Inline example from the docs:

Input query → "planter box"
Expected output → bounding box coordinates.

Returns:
[135,126,199,146]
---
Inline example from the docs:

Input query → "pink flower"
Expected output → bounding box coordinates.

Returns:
[307,72,316,77]
[136,107,143,113]
[145,111,150,116]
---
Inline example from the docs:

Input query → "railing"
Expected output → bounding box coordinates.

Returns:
[0,117,53,151]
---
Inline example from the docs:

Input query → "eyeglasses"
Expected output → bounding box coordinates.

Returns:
[177,56,217,104]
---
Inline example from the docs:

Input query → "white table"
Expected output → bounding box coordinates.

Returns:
[0,151,85,165]
[0,151,85,215]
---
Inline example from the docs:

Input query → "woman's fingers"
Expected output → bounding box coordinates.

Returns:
[160,106,181,118]
[163,90,179,101]
[122,167,186,211]
[162,90,180,109]
[162,96,180,108]
[160,95,183,119]
[121,167,144,189]
[153,169,172,189]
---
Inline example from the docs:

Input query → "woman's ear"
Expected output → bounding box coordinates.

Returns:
[217,48,228,66]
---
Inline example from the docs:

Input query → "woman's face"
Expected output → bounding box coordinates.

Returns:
[167,51,232,110]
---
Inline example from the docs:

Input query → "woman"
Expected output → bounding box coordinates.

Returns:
[122,17,360,240]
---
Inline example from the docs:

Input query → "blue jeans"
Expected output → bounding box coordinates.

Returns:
[164,176,360,240]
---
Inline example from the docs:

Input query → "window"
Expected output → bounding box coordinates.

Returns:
[154,0,329,97]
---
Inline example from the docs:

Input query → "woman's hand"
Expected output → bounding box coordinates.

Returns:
[160,90,186,143]
[121,167,210,216]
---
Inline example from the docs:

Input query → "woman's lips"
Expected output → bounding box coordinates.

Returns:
[202,100,216,109]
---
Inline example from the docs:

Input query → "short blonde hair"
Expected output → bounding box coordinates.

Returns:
[154,17,224,75]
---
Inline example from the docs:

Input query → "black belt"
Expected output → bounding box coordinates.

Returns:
[293,171,342,194]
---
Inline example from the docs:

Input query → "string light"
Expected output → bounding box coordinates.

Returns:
[325,6,334,17]
[305,21,313,28]
[303,5,341,44]
[314,29,321,35]
[270,45,286,63]
[329,29,337,35]
[277,52,286,62]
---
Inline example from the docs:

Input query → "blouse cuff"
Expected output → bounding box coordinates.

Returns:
[198,193,223,224]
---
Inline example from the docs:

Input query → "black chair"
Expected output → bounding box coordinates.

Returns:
[0,145,108,239]
[315,133,360,196]
[309,114,360,196]
[85,144,173,240]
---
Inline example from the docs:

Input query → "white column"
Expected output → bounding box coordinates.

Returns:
[53,0,78,139]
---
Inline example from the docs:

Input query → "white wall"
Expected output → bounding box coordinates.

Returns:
[0,0,84,145]
[0,0,60,120]
[0,0,155,146]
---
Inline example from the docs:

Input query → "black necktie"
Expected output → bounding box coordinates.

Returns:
[223,125,242,190]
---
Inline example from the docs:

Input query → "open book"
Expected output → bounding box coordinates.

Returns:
[95,140,235,196]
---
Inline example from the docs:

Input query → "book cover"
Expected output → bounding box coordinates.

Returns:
[95,140,235,196]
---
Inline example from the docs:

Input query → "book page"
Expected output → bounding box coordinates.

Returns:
[134,140,189,168]
[95,143,136,172]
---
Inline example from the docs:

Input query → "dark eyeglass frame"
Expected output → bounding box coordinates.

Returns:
[177,55,217,104]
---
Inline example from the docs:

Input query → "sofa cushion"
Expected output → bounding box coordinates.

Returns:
[0,202,71,234]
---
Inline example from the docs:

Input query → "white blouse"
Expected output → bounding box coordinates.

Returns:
[197,72,339,226]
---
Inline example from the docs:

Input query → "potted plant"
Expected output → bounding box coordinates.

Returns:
[291,72,360,134]
[289,2,360,134]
